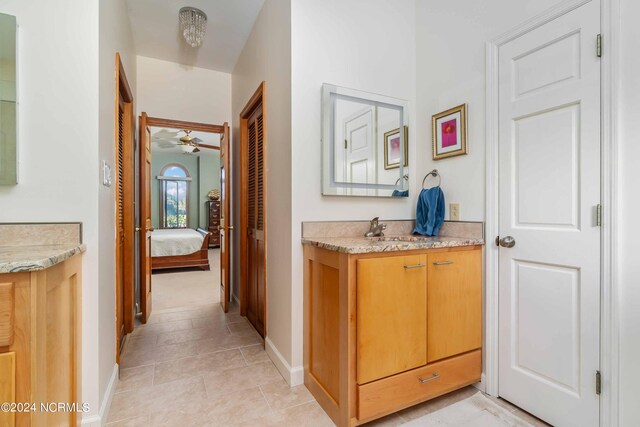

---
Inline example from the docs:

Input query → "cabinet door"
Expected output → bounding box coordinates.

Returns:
[427,249,482,362]
[357,254,427,384]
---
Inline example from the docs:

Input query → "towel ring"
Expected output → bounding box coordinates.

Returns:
[395,174,409,186]
[421,169,441,189]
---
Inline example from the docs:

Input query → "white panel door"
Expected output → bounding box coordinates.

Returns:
[344,108,374,195]
[498,2,601,426]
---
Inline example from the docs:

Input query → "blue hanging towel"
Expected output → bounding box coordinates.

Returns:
[412,186,445,236]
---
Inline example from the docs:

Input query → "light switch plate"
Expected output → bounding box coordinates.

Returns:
[450,203,460,221]
[102,161,112,187]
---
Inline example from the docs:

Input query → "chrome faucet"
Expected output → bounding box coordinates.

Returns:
[364,217,387,237]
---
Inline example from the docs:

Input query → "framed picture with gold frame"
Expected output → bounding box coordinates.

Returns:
[384,126,409,170]
[432,104,467,160]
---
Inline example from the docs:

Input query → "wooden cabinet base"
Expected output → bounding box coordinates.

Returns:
[0,255,82,426]
[357,350,481,422]
[303,244,482,427]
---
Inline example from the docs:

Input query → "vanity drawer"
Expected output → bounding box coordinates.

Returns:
[357,349,481,422]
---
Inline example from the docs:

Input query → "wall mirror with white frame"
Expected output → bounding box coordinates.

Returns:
[322,84,409,197]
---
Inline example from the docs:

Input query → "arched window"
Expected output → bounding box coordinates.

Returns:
[158,163,191,228]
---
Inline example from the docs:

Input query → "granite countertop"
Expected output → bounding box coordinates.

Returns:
[0,244,87,273]
[301,235,485,254]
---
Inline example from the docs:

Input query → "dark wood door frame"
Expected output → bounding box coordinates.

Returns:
[115,53,135,363]
[240,81,267,336]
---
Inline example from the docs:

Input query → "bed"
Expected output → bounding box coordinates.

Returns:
[151,228,212,271]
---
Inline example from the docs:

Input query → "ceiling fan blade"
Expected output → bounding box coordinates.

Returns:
[190,137,203,144]
[193,147,201,153]
[154,140,178,148]
[153,129,180,138]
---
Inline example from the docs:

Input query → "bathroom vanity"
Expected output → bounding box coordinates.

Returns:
[302,221,484,426]
[0,223,84,427]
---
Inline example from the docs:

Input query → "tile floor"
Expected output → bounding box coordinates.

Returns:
[108,293,549,426]
[107,260,546,427]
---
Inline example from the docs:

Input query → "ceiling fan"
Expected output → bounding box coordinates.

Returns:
[152,129,219,153]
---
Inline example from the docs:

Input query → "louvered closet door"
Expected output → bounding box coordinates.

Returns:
[247,104,265,337]
[116,105,125,352]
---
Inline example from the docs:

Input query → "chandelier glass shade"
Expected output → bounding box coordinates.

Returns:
[179,7,207,48]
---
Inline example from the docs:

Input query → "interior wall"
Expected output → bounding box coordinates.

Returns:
[150,153,200,228]
[289,0,417,373]
[198,153,220,230]
[0,0,104,421]
[98,0,137,421]
[415,0,563,222]
[136,55,231,125]
[232,0,292,372]
[618,0,640,423]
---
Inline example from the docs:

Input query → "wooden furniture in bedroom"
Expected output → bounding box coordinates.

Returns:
[0,254,82,426]
[151,228,212,271]
[207,200,221,248]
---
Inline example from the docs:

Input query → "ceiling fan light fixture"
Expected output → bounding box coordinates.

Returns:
[179,7,207,48]
[181,144,196,154]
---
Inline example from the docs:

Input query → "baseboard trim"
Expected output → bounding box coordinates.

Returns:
[81,363,118,426]
[265,337,303,386]
[474,373,488,394]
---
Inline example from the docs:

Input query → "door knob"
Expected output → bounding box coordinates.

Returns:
[135,227,141,232]
[228,225,234,231]
[497,236,516,248]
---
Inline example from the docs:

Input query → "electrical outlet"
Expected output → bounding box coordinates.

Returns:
[450,203,460,221]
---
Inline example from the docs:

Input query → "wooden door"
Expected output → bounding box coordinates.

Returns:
[115,103,126,353]
[220,122,231,312]
[356,254,427,384]
[245,105,266,336]
[427,249,482,363]
[497,2,601,425]
[139,112,153,323]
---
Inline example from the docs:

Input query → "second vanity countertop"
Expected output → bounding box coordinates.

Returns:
[301,235,485,254]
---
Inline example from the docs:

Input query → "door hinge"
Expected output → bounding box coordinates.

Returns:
[596,34,602,58]
[596,370,602,395]
[596,204,602,226]
[344,139,348,149]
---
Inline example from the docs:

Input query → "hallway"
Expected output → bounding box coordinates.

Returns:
[107,301,329,426]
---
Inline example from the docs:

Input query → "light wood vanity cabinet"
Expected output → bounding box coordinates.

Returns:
[357,255,427,384]
[0,255,82,427]
[303,244,482,427]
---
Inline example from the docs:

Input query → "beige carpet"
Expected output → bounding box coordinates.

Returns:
[151,249,220,311]
[403,392,535,427]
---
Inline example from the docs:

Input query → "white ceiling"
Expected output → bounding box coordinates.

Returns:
[126,0,265,72]
[151,127,220,155]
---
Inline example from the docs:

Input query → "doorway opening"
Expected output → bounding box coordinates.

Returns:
[137,116,230,318]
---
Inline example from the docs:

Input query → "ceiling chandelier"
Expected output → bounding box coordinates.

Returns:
[179,7,207,48]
